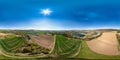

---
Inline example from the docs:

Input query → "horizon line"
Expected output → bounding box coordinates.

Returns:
[0,28,119,30]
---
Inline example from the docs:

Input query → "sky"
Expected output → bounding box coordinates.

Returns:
[0,0,120,30]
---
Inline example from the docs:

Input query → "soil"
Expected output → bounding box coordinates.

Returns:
[87,31,119,55]
[30,35,54,49]
[0,33,9,38]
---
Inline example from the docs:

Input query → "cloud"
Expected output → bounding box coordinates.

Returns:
[29,18,65,30]
[0,18,119,30]
[0,18,70,30]
[1,18,68,30]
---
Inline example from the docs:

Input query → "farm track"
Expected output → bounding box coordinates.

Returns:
[87,31,119,55]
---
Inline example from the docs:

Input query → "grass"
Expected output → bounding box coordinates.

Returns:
[51,35,81,57]
[38,31,45,34]
[0,55,30,60]
[0,36,25,52]
[76,40,120,59]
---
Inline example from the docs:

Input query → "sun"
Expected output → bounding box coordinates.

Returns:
[41,8,52,16]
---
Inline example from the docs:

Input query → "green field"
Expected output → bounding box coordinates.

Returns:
[50,35,81,57]
[0,35,26,59]
[0,36,25,52]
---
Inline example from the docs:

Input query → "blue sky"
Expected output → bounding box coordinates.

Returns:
[0,0,120,30]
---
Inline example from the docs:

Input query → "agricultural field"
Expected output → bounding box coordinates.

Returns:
[87,31,119,55]
[30,35,54,49]
[0,31,52,59]
[0,30,120,59]
[0,36,24,52]
[50,35,81,57]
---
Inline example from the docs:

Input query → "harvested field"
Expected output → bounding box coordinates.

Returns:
[30,35,54,49]
[87,31,119,55]
[0,33,9,38]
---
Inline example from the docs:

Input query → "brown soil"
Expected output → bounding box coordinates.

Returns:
[30,35,54,49]
[0,33,9,38]
[87,31,119,55]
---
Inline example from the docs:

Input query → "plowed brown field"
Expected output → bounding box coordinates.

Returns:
[0,33,9,38]
[87,31,119,55]
[30,35,54,49]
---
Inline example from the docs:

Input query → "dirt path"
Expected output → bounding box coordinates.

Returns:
[30,35,54,49]
[87,31,119,55]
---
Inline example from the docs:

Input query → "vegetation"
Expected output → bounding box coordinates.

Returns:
[0,34,50,59]
[50,35,81,57]
[15,40,50,55]
[0,36,25,52]
[38,31,45,34]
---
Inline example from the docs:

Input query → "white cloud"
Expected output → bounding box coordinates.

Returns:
[0,18,69,30]
[29,18,65,30]
[0,18,119,30]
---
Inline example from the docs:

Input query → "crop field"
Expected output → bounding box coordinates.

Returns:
[0,36,25,52]
[87,31,119,55]
[50,35,81,57]
[30,35,54,49]
[0,33,9,38]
